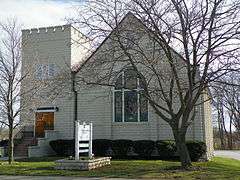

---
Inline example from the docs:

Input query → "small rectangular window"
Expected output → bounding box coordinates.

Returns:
[35,64,55,80]
[42,64,48,79]
[48,64,55,77]
[36,64,43,80]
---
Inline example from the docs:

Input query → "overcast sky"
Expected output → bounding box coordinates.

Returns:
[0,0,85,29]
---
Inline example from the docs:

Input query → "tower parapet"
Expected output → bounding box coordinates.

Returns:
[22,25,70,35]
[22,23,89,73]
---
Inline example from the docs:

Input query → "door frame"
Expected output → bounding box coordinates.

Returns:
[34,107,57,137]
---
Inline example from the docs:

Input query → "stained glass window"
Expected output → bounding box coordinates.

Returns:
[114,68,148,122]
[124,91,138,122]
[115,74,123,90]
[140,92,148,122]
[124,69,137,89]
[114,91,122,122]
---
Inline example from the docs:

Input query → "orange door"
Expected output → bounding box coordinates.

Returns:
[35,112,54,138]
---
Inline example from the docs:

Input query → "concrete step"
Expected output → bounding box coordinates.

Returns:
[16,144,31,147]
[14,137,38,157]
[14,148,27,151]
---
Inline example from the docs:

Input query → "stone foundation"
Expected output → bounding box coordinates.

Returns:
[55,157,111,170]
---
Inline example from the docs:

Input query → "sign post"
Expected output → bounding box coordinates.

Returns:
[75,121,93,160]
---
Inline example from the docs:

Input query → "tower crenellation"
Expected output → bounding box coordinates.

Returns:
[22,24,70,35]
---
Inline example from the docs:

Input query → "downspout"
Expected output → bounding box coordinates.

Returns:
[71,72,78,138]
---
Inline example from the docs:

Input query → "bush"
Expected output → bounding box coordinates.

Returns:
[111,139,133,157]
[133,140,155,158]
[93,139,112,156]
[0,140,9,147]
[156,140,177,159]
[0,139,23,147]
[49,139,74,156]
[49,138,206,161]
[186,141,206,161]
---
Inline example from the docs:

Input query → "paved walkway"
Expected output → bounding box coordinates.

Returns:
[214,150,240,160]
[0,157,26,161]
[0,176,135,180]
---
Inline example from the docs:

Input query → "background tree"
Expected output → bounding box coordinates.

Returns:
[69,0,240,168]
[212,73,240,150]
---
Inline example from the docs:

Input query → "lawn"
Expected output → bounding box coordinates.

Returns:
[0,157,239,179]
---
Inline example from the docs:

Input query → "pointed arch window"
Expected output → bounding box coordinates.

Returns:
[114,69,148,122]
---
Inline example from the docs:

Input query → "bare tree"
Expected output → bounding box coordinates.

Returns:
[69,0,240,168]
[0,19,43,164]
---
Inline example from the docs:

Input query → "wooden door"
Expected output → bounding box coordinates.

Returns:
[35,112,54,138]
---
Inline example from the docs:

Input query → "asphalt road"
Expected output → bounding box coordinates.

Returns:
[214,150,240,160]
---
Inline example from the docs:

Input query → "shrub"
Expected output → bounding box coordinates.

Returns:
[156,140,177,159]
[49,138,206,161]
[93,139,112,156]
[111,139,133,157]
[0,139,23,147]
[0,140,9,147]
[49,139,74,156]
[186,141,206,161]
[133,140,155,158]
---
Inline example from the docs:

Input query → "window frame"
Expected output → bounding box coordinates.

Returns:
[113,69,149,123]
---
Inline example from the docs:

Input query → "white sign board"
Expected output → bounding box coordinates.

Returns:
[75,121,93,160]
[79,124,90,141]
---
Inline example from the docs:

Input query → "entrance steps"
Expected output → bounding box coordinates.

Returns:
[14,137,37,157]
[28,130,59,157]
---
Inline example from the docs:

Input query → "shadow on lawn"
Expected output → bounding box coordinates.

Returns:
[205,161,240,178]
[16,156,63,162]
[5,156,239,179]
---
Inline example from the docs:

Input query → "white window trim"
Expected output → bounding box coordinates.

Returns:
[112,70,149,123]
[35,106,58,112]
[35,109,56,113]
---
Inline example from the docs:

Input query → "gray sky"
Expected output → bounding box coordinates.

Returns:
[0,0,84,29]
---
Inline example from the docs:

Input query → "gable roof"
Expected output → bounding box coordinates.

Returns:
[73,11,189,74]
[71,12,211,100]
[72,12,144,73]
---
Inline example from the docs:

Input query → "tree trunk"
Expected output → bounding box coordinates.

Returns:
[229,117,233,150]
[218,109,225,149]
[172,128,192,168]
[8,125,14,164]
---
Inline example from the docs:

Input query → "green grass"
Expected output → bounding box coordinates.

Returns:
[0,157,239,179]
